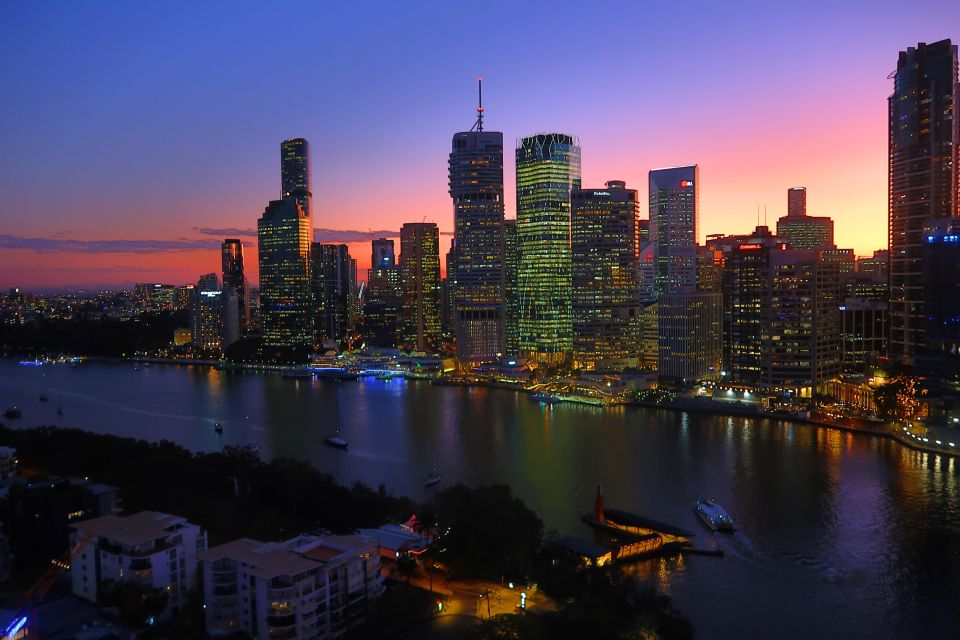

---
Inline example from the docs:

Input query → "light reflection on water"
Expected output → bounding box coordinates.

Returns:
[0,359,957,639]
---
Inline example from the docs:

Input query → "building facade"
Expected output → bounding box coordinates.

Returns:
[503,219,519,358]
[649,165,698,295]
[221,239,250,332]
[200,534,383,639]
[311,243,355,347]
[363,239,402,348]
[191,273,223,350]
[776,187,834,250]
[70,511,207,618]
[257,199,313,352]
[449,130,505,363]
[399,223,442,353]
[571,181,641,370]
[281,138,312,217]
[923,219,960,357]
[657,292,722,382]
[515,133,581,365]
[888,40,959,359]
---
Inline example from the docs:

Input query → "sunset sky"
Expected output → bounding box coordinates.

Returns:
[1,1,958,290]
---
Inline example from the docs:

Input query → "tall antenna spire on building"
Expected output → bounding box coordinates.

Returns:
[475,76,484,132]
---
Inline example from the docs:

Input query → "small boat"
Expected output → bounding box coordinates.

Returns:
[133,366,140,372]
[38,394,49,402]
[425,470,441,487]
[530,392,559,404]
[214,423,223,435]
[694,498,735,532]
[3,407,22,419]
[324,433,348,449]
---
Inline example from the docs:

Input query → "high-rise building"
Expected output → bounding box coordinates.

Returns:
[857,249,889,280]
[787,187,807,218]
[571,181,641,370]
[649,165,698,295]
[923,219,960,357]
[503,219,519,358]
[399,223,442,353]
[775,188,834,250]
[722,230,841,392]
[191,273,223,351]
[372,238,395,268]
[257,199,313,352]
[722,227,781,384]
[363,239,402,347]
[657,292,722,382]
[888,40,959,359]
[841,299,887,374]
[768,250,841,391]
[221,239,249,331]
[516,133,581,365]
[281,138,312,217]
[310,243,355,347]
[449,120,505,364]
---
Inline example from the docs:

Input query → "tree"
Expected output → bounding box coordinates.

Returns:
[874,376,927,422]
[430,484,543,580]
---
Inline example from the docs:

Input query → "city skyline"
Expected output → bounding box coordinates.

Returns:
[3,2,959,289]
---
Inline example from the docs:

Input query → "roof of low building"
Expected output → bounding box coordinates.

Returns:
[70,511,189,546]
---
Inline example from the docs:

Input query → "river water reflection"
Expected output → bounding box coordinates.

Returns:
[1,359,957,638]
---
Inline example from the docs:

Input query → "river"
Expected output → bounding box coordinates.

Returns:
[1,358,957,638]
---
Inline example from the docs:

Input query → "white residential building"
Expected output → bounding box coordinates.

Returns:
[200,534,384,639]
[70,511,207,617]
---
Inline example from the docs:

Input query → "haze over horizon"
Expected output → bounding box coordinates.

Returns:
[2,0,958,289]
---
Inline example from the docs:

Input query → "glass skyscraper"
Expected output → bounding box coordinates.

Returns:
[649,165,698,295]
[310,243,355,347]
[363,238,401,348]
[281,138,312,217]
[888,40,959,359]
[515,133,581,365]
[399,223,442,353]
[221,239,249,331]
[449,130,505,363]
[257,199,313,351]
[503,219,519,358]
[571,180,641,370]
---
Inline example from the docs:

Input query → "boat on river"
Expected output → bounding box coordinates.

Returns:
[324,431,349,449]
[694,498,735,532]
[4,407,22,419]
[425,470,441,487]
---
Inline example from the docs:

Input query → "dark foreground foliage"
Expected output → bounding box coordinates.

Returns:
[0,426,414,543]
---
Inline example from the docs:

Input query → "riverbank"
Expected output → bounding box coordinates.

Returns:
[59,355,960,460]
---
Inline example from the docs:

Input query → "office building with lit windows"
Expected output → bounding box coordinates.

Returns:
[191,273,223,350]
[363,239,402,347]
[721,227,842,392]
[888,40,959,359]
[923,219,960,358]
[311,243,355,347]
[503,219,520,358]
[257,199,313,351]
[571,181,641,370]
[657,292,722,382]
[775,188,834,250]
[281,138,312,217]
[515,133,581,365]
[449,128,505,364]
[399,223,442,353]
[221,239,250,331]
[649,165,698,295]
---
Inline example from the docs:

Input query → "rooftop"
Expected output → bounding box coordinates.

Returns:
[199,534,376,580]
[71,511,189,546]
